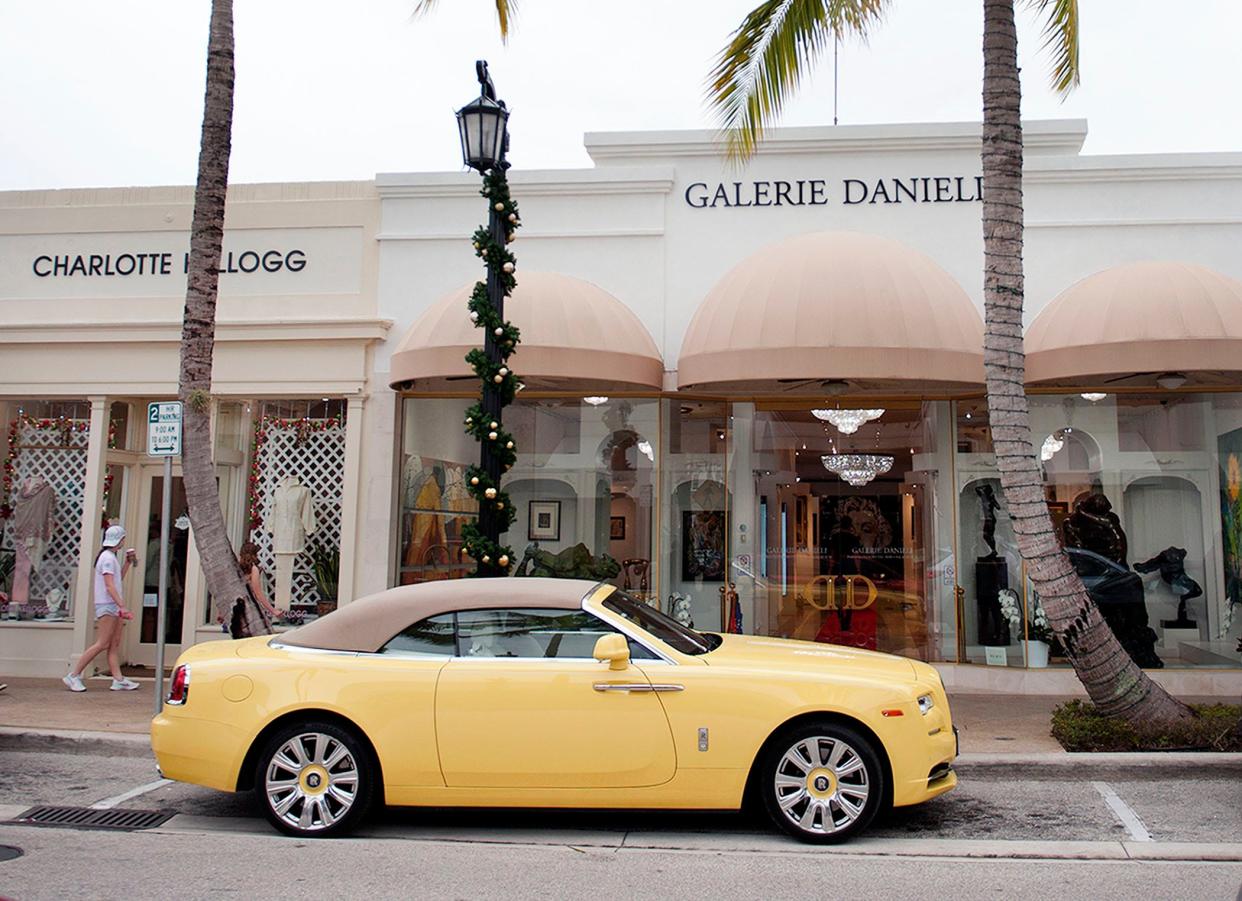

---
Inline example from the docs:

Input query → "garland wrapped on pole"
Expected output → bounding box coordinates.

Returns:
[456,62,522,577]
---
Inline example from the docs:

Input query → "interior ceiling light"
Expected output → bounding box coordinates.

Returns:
[637,439,654,462]
[821,453,894,487]
[1155,372,1187,390]
[810,408,885,435]
[583,396,609,406]
[1080,392,1107,403]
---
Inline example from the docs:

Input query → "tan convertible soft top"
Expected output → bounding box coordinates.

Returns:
[278,577,606,653]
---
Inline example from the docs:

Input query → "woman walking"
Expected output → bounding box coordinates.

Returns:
[62,525,139,692]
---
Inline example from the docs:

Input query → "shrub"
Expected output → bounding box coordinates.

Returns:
[1051,699,1242,751]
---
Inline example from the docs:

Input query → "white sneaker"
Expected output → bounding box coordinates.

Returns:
[63,673,86,692]
[109,678,140,691]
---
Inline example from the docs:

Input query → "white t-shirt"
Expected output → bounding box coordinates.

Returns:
[93,549,121,609]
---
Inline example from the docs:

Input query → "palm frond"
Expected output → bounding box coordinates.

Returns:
[706,0,890,163]
[413,0,517,42]
[1028,0,1079,96]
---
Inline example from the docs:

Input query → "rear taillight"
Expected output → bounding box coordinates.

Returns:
[167,664,190,705]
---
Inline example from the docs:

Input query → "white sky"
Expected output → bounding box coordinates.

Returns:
[2,0,1239,190]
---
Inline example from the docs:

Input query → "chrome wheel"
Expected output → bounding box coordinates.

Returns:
[264,731,360,833]
[773,734,871,836]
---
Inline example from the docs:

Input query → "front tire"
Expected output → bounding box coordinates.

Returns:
[759,721,884,843]
[256,721,374,838]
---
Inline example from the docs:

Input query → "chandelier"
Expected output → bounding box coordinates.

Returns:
[821,453,894,487]
[811,408,885,435]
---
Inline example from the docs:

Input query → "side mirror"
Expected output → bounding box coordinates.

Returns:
[592,633,630,671]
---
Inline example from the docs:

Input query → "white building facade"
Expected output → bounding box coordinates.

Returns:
[4,120,1242,692]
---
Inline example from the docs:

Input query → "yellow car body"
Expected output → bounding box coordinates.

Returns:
[152,579,956,841]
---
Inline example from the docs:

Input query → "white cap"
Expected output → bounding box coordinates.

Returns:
[102,524,127,548]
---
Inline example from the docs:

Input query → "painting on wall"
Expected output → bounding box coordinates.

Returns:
[1219,427,1242,623]
[681,510,726,582]
[610,515,626,541]
[528,500,561,542]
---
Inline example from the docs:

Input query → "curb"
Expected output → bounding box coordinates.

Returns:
[955,751,1242,774]
[0,725,151,757]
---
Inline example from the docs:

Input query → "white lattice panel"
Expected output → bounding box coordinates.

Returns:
[249,419,346,607]
[2,421,90,611]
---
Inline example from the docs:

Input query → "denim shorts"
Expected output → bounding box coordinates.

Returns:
[95,602,122,620]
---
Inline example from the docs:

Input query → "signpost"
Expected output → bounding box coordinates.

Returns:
[147,402,182,714]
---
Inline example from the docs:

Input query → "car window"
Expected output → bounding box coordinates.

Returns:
[455,608,656,660]
[381,612,456,656]
[604,590,719,655]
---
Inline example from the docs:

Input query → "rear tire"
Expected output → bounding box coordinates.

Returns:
[759,721,884,843]
[255,721,375,838]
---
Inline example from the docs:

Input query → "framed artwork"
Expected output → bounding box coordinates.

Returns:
[528,500,561,542]
[1219,427,1242,615]
[682,510,726,582]
[610,515,626,540]
[1046,501,1070,544]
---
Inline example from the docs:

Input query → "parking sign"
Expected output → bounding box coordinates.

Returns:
[147,402,183,456]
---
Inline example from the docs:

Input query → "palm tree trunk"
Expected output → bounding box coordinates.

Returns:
[980,0,1186,723]
[178,0,269,637]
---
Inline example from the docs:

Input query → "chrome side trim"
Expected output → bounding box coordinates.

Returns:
[268,641,360,658]
[593,683,684,693]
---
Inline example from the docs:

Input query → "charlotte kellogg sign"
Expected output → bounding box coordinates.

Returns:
[684,175,984,208]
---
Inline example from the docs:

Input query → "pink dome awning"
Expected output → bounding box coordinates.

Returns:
[390,271,664,392]
[1027,261,1242,387]
[676,231,984,393]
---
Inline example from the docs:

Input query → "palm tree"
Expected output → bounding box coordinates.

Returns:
[179,1,516,635]
[707,0,1193,724]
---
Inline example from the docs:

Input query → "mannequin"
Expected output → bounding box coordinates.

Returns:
[267,474,316,607]
[11,476,56,604]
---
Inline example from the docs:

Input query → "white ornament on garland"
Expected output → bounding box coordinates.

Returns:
[488,431,498,440]
[494,202,505,211]
[502,262,515,273]
[498,554,509,567]
[484,487,497,499]
[469,311,479,322]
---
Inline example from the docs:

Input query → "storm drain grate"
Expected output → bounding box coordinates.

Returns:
[11,806,174,831]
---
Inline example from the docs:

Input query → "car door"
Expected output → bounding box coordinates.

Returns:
[435,607,678,789]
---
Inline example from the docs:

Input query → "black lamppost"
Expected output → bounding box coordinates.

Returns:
[456,61,521,576]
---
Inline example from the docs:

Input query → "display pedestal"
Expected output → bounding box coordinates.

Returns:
[1024,640,1050,668]
[1160,626,1200,654]
[975,557,1011,646]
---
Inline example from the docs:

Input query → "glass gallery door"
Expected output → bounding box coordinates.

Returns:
[753,404,943,660]
[124,465,190,667]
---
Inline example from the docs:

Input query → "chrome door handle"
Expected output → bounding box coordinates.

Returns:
[593,683,684,693]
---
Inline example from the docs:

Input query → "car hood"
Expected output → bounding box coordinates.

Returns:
[700,634,919,682]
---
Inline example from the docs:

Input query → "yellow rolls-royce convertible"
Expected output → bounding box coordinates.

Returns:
[151,579,957,842]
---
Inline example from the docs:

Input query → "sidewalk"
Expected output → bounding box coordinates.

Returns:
[0,677,1070,749]
[0,678,1232,760]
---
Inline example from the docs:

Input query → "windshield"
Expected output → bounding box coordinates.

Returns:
[603,590,720,656]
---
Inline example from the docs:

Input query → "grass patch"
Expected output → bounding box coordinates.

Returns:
[1051,699,1242,752]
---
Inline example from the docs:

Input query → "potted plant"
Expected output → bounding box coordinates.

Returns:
[998,588,1054,667]
[310,543,339,617]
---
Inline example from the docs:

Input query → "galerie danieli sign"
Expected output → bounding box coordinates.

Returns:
[31,248,307,278]
[684,175,984,208]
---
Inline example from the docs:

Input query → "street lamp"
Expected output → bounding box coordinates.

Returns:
[457,60,519,576]
[456,60,510,172]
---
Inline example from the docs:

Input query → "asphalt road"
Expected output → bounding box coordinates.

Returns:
[1,749,1240,900]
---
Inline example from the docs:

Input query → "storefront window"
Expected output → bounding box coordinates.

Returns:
[736,402,955,661]
[0,399,93,620]
[108,401,130,451]
[661,400,729,630]
[398,396,661,593]
[955,392,1242,668]
[241,399,348,620]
